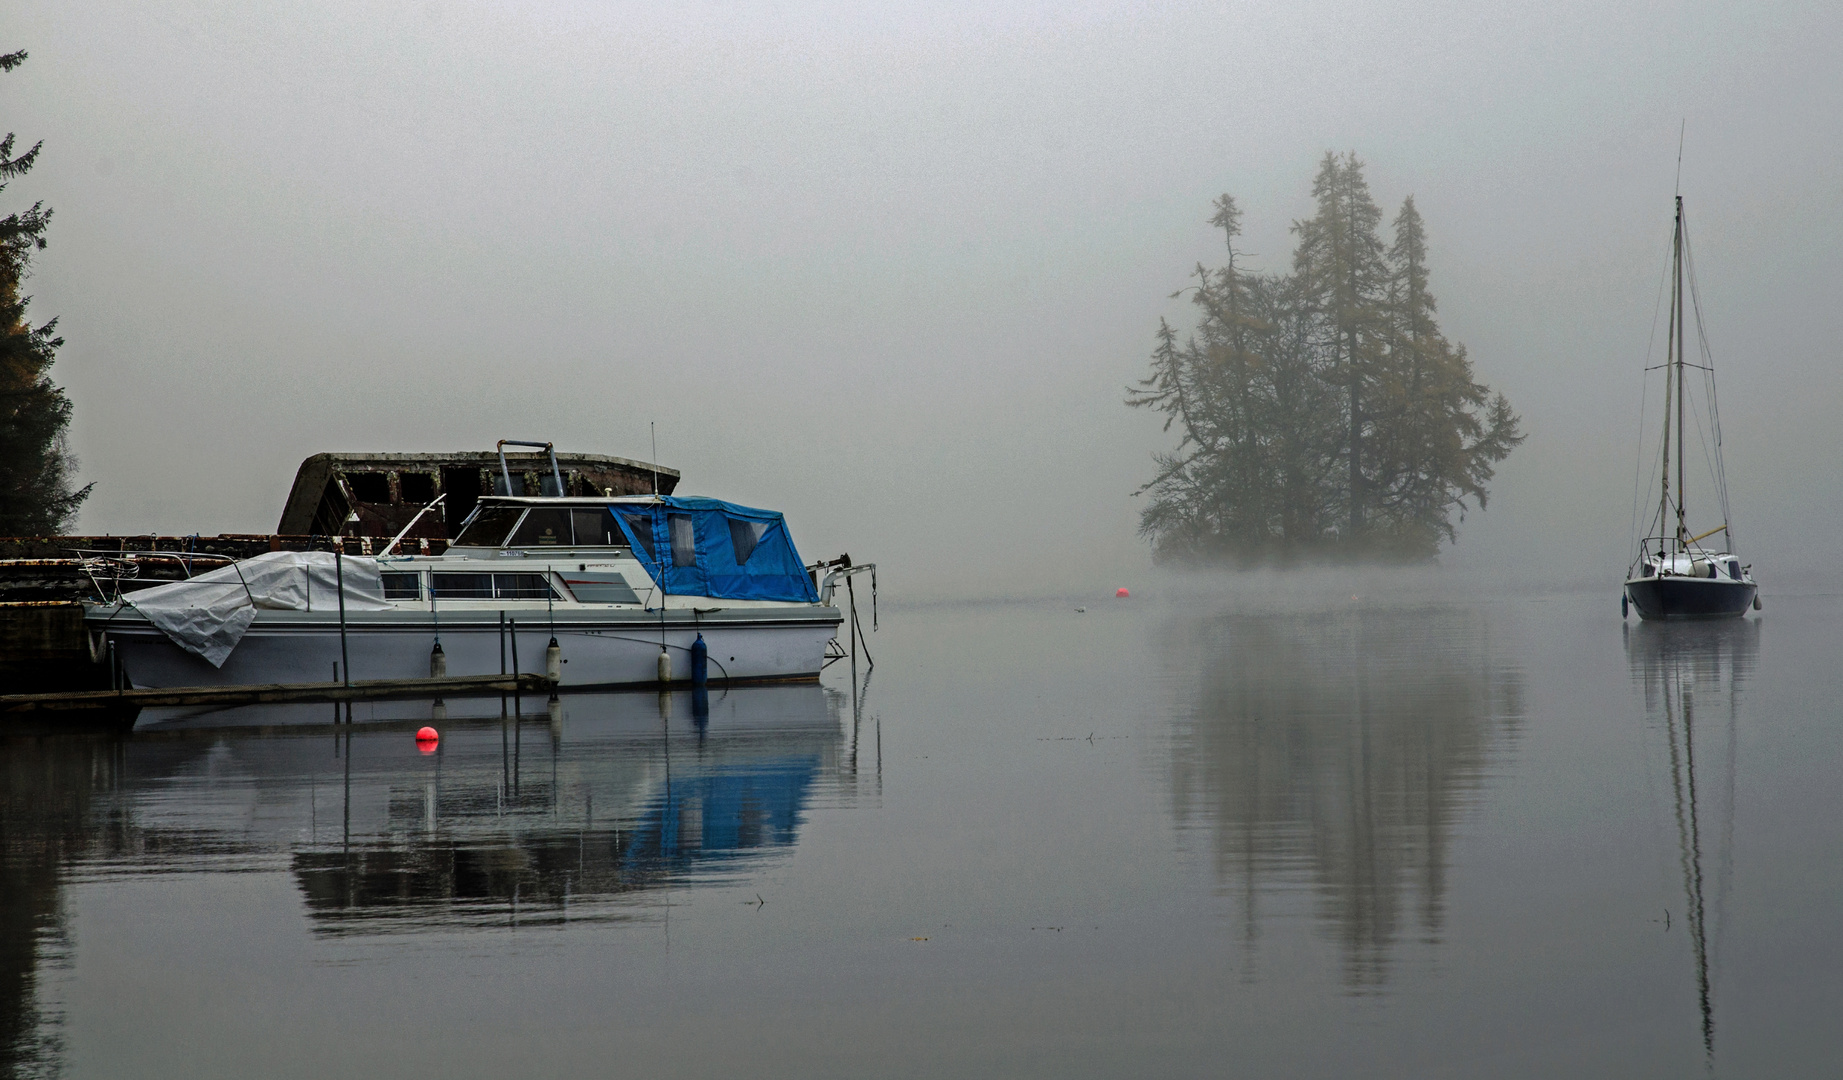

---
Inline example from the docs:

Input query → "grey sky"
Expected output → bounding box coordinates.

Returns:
[10,1,1841,595]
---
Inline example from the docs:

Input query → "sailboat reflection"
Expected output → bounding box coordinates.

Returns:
[1168,605,1523,991]
[1625,618,1757,1064]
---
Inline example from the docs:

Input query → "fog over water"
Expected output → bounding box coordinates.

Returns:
[8,585,1841,1077]
[9,1,1842,595]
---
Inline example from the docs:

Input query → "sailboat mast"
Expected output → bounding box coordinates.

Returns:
[1660,205,1676,559]
[1675,196,1688,553]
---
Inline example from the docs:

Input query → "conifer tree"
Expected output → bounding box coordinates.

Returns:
[1366,196,1522,550]
[1130,196,1287,559]
[1290,152,1388,542]
[0,49,89,535]
[1257,270,1344,547]
[1185,195,1273,551]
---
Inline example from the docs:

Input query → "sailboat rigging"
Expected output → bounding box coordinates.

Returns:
[1623,196,1758,620]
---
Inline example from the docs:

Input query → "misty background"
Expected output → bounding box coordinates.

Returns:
[9,1,1841,598]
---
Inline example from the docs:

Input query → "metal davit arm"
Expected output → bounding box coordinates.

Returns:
[813,556,875,610]
[814,558,877,672]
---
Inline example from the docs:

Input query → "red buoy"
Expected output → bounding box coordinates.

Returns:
[415,726,439,754]
[1115,587,1130,598]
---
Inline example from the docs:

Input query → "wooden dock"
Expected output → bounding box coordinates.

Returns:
[0,672,556,713]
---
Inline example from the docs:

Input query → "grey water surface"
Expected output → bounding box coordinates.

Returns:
[4,580,1841,1078]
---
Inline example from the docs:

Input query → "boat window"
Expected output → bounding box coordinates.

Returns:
[441,466,481,531]
[380,572,422,600]
[399,472,436,504]
[572,508,619,546]
[1728,560,1741,579]
[619,512,657,560]
[729,518,769,564]
[494,573,558,600]
[559,571,640,604]
[669,513,696,567]
[451,506,525,547]
[431,572,494,599]
[510,508,572,546]
[345,472,391,504]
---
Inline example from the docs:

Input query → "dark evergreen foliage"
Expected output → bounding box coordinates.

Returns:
[0,49,90,535]
[1129,154,1521,563]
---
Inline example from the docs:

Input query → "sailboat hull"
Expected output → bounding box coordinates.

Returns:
[1624,576,1756,620]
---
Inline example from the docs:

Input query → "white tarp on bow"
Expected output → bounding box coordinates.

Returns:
[123,551,394,667]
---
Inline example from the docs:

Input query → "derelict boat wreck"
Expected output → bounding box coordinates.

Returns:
[1622,195,1758,621]
[84,443,869,692]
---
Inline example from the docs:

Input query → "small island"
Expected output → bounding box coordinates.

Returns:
[1129,153,1523,564]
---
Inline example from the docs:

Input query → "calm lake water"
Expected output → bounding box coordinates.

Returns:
[4,575,1841,1077]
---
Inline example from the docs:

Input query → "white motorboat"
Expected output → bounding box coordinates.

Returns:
[85,446,860,691]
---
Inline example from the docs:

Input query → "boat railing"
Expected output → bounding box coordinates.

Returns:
[1632,534,1734,558]
[66,548,241,604]
[1629,540,1750,581]
[496,440,566,497]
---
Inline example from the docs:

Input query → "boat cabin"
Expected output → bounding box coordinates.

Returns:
[278,449,678,542]
[1634,550,1748,581]
[413,495,821,606]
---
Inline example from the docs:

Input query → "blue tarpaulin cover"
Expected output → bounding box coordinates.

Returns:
[610,497,820,604]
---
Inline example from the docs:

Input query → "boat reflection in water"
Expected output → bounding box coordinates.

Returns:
[1625,617,1757,1066]
[0,683,875,1072]
[290,684,877,933]
[1167,604,1524,991]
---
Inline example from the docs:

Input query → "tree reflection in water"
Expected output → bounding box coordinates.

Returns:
[0,736,113,1078]
[1625,617,1757,1068]
[1168,605,1524,991]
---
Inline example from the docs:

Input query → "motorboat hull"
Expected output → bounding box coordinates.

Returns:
[89,606,842,691]
[1624,576,1755,620]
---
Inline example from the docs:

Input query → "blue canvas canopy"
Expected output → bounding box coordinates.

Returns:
[609,496,820,604]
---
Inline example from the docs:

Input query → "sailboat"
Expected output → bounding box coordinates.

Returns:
[1623,196,1758,620]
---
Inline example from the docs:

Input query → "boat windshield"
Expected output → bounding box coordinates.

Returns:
[451,506,525,546]
[509,508,572,546]
[573,508,620,546]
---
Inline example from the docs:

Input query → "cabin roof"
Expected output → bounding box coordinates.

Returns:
[277,451,679,539]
